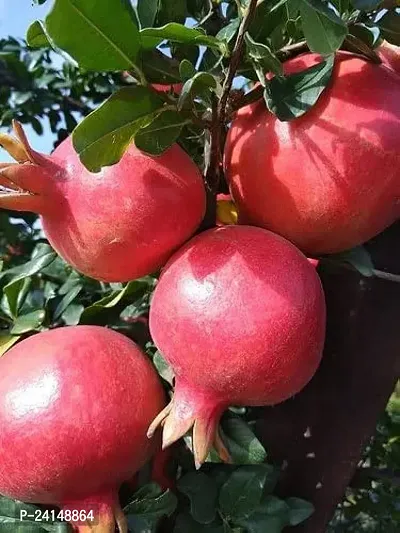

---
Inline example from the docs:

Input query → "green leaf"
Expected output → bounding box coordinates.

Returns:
[62,303,85,326]
[11,309,46,335]
[0,335,20,357]
[45,0,141,70]
[219,465,273,520]
[378,11,400,46]
[0,244,56,285]
[217,19,240,43]
[234,496,290,533]
[0,496,69,532]
[286,498,315,526]
[153,350,174,385]
[349,23,380,48]
[140,24,226,54]
[174,513,226,533]
[235,514,287,533]
[137,0,160,28]
[157,0,187,26]
[180,59,197,81]
[135,110,189,155]
[265,54,334,121]
[219,414,267,465]
[177,472,219,524]
[72,87,163,172]
[141,49,181,84]
[4,277,31,318]
[245,33,282,78]
[54,284,83,320]
[351,0,381,10]
[178,72,217,110]
[300,0,348,54]
[124,483,177,529]
[26,21,50,48]
[333,246,374,277]
[80,279,152,322]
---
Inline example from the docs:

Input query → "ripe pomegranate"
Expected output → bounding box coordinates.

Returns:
[378,40,400,74]
[0,121,205,282]
[148,225,326,467]
[0,326,165,533]
[224,52,400,255]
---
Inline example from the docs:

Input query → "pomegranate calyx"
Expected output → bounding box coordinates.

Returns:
[148,380,228,468]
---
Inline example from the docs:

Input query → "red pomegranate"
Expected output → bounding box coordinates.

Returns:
[148,225,326,467]
[0,326,165,533]
[378,40,400,75]
[0,121,205,282]
[224,52,400,255]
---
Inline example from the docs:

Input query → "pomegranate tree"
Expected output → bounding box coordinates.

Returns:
[224,52,400,255]
[0,121,205,282]
[0,326,165,533]
[148,225,326,467]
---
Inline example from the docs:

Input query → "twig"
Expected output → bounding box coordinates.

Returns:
[205,0,259,192]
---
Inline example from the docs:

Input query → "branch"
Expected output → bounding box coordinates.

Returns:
[205,0,259,191]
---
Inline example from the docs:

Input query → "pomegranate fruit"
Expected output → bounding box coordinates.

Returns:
[0,121,205,282]
[378,40,400,74]
[0,326,165,533]
[148,225,326,467]
[224,52,400,255]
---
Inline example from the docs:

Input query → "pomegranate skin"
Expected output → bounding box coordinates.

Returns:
[224,52,400,255]
[0,124,206,282]
[0,326,165,531]
[148,225,326,466]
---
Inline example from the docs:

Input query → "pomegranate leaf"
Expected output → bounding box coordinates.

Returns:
[178,72,218,111]
[177,471,219,524]
[137,0,160,29]
[286,498,315,526]
[351,0,382,10]
[135,110,190,155]
[125,483,177,532]
[265,54,334,121]
[140,24,227,55]
[299,0,348,54]
[153,350,174,385]
[174,513,227,533]
[0,334,20,357]
[26,21,50,49]
[234,496,291,532]
[11,309,46,335]
[45,0,141,71]
[245,33,283,79]
[141,49,181,84]
[53,283,83,320]
[219,414,267,465]
[378,10,400,45]
[72,86,163,172]
[219,465,275,519]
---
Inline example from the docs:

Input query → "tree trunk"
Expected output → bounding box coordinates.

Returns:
[258,223,400,533]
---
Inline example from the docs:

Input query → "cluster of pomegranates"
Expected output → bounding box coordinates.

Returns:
[0,46,399,532]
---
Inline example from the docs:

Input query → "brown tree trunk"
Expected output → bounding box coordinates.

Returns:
[258,223,400,533]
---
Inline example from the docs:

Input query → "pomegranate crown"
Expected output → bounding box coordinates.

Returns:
[0,120,55,214]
